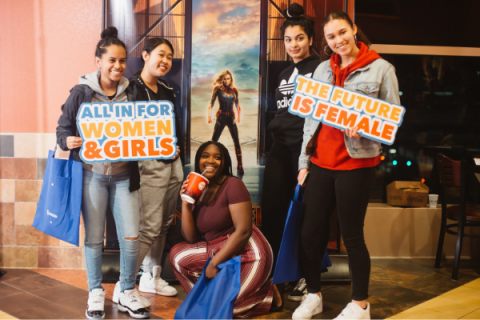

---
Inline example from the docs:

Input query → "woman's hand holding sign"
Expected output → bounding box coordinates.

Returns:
[66,136,83,149]
[343,126,361,139]
[173,146,181,159]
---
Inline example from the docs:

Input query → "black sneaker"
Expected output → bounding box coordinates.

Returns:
[288,278,307,302]
[86,288,105,319]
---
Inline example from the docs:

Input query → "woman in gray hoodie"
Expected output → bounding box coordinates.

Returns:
[56,27,149,320]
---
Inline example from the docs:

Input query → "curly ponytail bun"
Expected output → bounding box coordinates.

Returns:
[95,27,127,58]
[280,3,314,40]
[285,2,304,18]
[101,26,119,40]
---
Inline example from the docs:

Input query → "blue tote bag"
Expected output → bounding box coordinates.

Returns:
[33,147,83,246]
[175,256,242,319]
[272,185,331,284]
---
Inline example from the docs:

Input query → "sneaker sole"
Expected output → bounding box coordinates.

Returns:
[155,290,177,297]
[117,303,150,319]
[85,309,105,320]
[292,306,323,320]
[288,295,305,302]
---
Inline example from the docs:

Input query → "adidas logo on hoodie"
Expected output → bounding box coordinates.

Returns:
[277,68,312,109]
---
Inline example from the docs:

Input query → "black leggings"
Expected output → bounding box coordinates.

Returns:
[211,115,241,154]
[300,164,375,301]
[261,141,301,273]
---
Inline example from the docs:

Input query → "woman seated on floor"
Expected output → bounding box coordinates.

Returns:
[169,141,279,318]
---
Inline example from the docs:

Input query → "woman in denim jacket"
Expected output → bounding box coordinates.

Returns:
[292,11,400,320]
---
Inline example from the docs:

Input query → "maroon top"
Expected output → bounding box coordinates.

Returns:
[194,177,251,242]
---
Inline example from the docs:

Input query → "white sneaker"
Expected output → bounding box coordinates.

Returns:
[334,302,371,320]
[118,289,151,319]
[292,293,323,319]
[139,266,177,297]
[86,288,105,319]
[112,281,151,308]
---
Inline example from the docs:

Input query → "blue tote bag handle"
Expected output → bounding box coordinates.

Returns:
[293,184,303,203]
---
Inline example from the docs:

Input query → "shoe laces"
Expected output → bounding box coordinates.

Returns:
[123,289,145,310]
[88,289,105,310]
[133,288,146,300]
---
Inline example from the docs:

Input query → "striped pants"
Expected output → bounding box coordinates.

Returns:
[169,225,274,318]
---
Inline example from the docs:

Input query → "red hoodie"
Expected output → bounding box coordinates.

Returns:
[311,42,382,170]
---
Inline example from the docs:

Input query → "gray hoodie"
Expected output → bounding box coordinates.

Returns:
[80,71,130,175]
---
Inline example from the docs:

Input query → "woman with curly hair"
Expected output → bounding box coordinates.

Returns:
[170,141,279,318]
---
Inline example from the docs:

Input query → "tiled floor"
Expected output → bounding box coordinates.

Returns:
[0,259,479,319]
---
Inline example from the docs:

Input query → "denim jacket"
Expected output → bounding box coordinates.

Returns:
[298,58,401,170]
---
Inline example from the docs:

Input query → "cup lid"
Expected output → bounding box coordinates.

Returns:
[189,171,209,183]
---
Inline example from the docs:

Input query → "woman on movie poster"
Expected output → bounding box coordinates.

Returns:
[207,70,244,173]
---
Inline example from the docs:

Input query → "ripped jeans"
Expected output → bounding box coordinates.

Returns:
[82,170,140,292]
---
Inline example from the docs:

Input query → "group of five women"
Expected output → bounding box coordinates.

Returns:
[56,3,399,319]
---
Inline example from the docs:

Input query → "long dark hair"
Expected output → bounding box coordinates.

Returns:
[321,11,371,60]
[194,141,233,184]
[95,27,127,58]
[280,3,315,40]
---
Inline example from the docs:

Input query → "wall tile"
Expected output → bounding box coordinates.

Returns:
[0,158,36,180]
[0,203,15,245]
[38,247,82,269]
[0,247,15,268]
[15,180,42,202]
[0,246,37,268]
[0,180,14,202]
[15,202,37,225]
[0,135,14,157]
[36,158,48,180]
[16,225,59,246]
[14,134,56,158]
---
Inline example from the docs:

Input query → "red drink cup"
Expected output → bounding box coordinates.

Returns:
[181,172,209,204]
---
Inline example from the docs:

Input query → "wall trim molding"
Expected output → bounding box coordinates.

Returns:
[372,44,480,57]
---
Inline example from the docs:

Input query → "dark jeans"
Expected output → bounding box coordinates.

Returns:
[261,140,301,273]
[300,164,375,301]
[211,115,241,154]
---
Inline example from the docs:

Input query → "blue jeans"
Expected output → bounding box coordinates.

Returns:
[82,170,140,292]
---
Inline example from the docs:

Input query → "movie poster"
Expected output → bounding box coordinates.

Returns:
[190,0,261,170]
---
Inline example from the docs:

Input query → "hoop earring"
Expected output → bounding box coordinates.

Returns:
[354,35,357,43]
[324,45,333,57]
